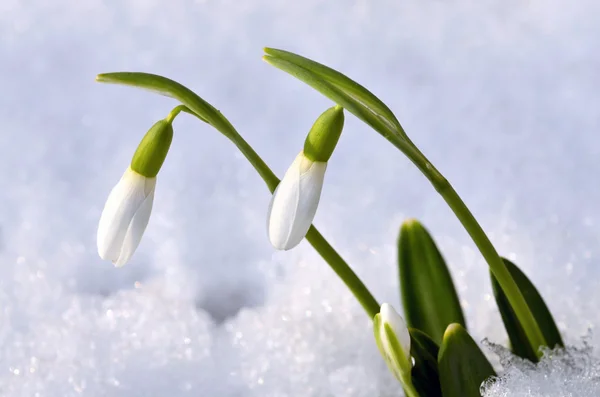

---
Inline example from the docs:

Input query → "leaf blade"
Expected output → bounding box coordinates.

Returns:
[264,47,406,139]
[491,258,564,362]
[398,219,466,344]
[438,323,496,397]
[263,55,403,143]
[96,72,216,125]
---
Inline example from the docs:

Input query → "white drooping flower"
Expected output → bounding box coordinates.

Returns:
[96,118,173,267]
[97,167,156,267]
[374,303,412,382]
[267,151,327,250]
[266,105,345,251]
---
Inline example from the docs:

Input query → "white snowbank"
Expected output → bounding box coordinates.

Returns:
[483,339,600,397]
[0,0,599,395]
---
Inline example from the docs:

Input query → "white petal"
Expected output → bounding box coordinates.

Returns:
[97,168,156,265]
[267,152,327,250]
[113,188,155,267]
[267,155,303,248]
[380,303,411,362]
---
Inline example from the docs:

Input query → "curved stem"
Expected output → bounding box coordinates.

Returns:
[182,106,380,318]
[166,105,186,123]
[389,138,546,355]
[437,182,546,353]
[306,226,380,317]
[257,50,547,353]
[96,72,380,317]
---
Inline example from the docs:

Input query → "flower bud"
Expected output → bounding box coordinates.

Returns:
[97,167,155,267]
[374,303,413,382]
[97,117,174,266]
[267,151,326,250]
[266,106,344,251]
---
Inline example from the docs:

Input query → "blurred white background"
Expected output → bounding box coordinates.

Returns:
[0,0,599,395]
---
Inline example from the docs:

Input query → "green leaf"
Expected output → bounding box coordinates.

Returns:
[438,324,496,397]
[263,48,442,183]
[263,50,417,151]
[409,328,442,397]
[264,48,406,140]
[491,258,564,362]
[96,72,217,125]
[398,219,466,344]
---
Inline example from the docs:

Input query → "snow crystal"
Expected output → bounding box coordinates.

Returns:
[483,338,600,397]
[0,0,599,396]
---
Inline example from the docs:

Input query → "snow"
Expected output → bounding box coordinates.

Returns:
[0,0,600,395]
[482,339,600,397]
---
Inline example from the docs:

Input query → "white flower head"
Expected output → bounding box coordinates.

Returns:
[267,151,327,250]
[374,303,412,381]
[97,167,156,267]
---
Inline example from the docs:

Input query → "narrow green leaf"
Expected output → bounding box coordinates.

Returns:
[96,73,216,125]
[264,48,406,139]
[263,54,406,145]
[438,324,496,397]
[398,219,466,344]
[409,328,442,397]
[491,258,564,362]
[263,50,431,178]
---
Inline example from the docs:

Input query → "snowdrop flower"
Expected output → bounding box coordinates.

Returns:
[267,151,327,250]
[97,167,156,266]
[267,106,345,250]
[374,303,412,382]
[97,118,174,266]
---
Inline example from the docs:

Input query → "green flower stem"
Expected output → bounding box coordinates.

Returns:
[165,105,187,123]
[90,70,384,319]
[305,226,379,317]
[184,106,379,317]
[196,109,379,316]
[97,72,379,317]
[261,48,546,354]
[439,184,546,353]
[391,139,547,356]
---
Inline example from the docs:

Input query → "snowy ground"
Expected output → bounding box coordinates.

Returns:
[482,339,600,397]
[1,0,600,396]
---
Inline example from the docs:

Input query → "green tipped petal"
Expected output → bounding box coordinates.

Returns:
[491,258,563,362]
[438,323,496,397]
[373,305,412,384]
[130,119,173,178]
[398,219,465,344]
[303,105,345,162]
